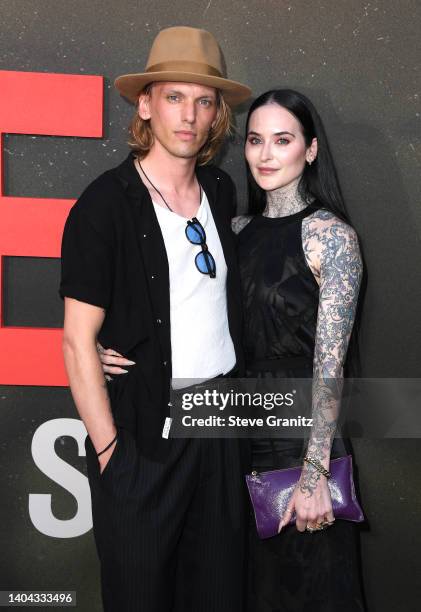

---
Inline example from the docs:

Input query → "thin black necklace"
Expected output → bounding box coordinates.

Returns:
[137,158,202,214]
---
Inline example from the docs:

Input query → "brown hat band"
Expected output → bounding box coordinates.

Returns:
[146,60,223,78]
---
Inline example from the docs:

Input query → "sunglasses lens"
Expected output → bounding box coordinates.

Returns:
[185,218,216,278]
[195,251,216,277]
[186,222,205,244]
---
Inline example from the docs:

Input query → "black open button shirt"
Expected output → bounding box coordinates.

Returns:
[59,153,244,458]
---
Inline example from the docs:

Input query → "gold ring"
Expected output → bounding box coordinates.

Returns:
[307,523,327,533]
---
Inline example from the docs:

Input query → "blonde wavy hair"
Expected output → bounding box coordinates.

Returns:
[128,83,233,166]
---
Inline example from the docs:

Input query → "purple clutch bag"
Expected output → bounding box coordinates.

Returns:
[246,454,364,539]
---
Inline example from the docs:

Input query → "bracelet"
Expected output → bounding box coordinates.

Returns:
[96,433,118,457]
[304,455,331,479]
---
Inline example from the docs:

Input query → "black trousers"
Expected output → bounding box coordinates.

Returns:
[85,428,249,612]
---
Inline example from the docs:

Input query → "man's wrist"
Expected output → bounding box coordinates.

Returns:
[96,432,118,457]
[90,425,118,455]
[97,440,117,466]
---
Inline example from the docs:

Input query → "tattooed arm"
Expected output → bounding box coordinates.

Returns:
[279,210,363,532]
[301,211,362,493]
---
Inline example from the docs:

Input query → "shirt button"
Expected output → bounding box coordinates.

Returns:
[163,361,168,366]
[156,318,162,324]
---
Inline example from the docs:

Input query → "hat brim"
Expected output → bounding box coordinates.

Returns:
[114,71,251,107]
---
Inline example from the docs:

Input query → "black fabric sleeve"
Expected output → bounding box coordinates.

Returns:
[59,204,114,309]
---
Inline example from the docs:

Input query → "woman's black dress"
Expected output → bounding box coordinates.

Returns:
[237,206,365,612]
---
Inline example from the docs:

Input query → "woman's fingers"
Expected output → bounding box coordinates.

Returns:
[323,510,335,525]
[315,515,328,529]
[312,496,334,530]
[97,345,135,371]
[307,510,335,533]
[322,511,335,529]
[298,504,331,533]
[277,482,335,535]
[101,353,135,367]
[295,514,308,533]
[319,496,335,527]
[278,508,293,533]
[278,497,295,532]
[102,348,124,357]
[104,365,129,375]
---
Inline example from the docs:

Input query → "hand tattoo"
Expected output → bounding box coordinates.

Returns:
[299,462,322,497]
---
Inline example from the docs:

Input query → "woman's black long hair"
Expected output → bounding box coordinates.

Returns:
[246,89,349,224]
[245,89,364,377]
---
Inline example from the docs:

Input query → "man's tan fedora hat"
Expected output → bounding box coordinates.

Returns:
[114,26,251,107]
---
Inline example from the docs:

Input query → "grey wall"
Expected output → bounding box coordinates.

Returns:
[1,1,420,611]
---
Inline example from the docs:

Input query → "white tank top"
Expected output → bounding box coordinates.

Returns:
[152,190,236,387]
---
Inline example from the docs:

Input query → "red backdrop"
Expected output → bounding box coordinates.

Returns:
[0,70,103,385]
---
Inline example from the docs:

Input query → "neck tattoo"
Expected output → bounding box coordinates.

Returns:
[262,177,309,218]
